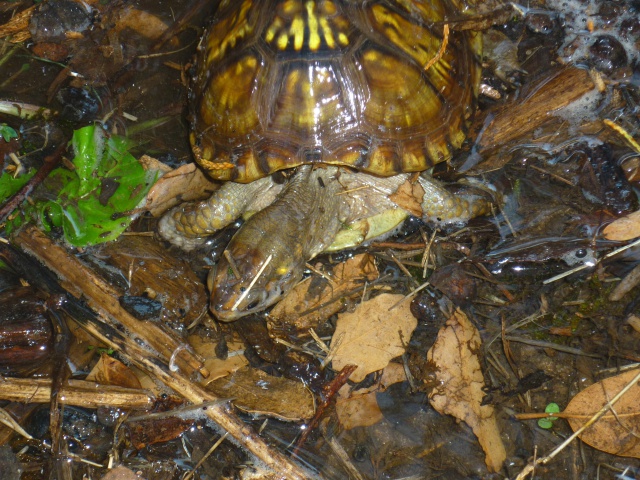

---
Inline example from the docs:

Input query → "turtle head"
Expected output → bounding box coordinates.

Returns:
[208,243,304,321]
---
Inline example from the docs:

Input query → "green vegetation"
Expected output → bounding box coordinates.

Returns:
[2,125,158,246]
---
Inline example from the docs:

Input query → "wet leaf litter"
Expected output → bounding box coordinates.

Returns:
[0,0,640,478]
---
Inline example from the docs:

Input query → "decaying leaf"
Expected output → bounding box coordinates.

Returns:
[146,162,217,216]
[206,366,315,421]
[427,309,506,473]
[100,465,145,480]
[188,334,248,384]
[336,362,407,430]
[269,253,379,331]
[336,383,383,429]
[127,416,194,450]
[565,369,640,458]
[86,353,141,390]
[113,6,173,42]
[602,210,640,241]
[137,154,172,176]
[330,293,417,383]
[388,178,425,217]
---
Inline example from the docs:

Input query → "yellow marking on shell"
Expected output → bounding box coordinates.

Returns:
[206,0,253,66]
[449,129,466,150]
[277,32,289,50]
[319,16,335,48]
[402,151,425,172]
[323,0,337,16]
[265,0,349,52]
[264,17,283,43]
[281,0,300,15]
[369,3,455,84]
[306,1,321,51]
[425,142,448,164]
[291,15,305,50]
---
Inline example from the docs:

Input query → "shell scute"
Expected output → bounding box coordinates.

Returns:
[191,0,480,183]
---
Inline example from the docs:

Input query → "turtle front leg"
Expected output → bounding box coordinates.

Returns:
[158,175,281,251]
[417,177,495,223]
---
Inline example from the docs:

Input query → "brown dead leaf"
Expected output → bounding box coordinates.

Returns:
[138,154,172,175]
[336,383,383,429]
[388,179,425,217]
[269,253,379,331]
[206,366,315,421]
[330,293,417,383]
[86,353,142,390]
[336,362,407,430]
[188,334,248,384]
[113,6,173,42]
[128,416,194,450]
[129,365,164,396]
[427,309,506,473]
[146,163,217,216]
[100,466,145,480]
[602,210,640,241]
[565,369,640,458]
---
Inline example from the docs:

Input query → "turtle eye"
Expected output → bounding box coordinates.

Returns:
[246,299,260,310]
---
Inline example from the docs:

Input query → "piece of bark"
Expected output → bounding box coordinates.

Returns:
[478,67,595,153]
[98,235,208,328]
[14,226,208,378]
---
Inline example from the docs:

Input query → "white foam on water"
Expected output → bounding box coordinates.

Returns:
[544,0,639,66]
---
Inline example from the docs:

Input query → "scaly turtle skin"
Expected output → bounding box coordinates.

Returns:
[159,0,489,321]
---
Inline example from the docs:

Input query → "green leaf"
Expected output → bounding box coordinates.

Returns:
[35,125,158,247]
[70,125,104,197]
[0,168,35,203]
[538,402,560,429]
[0,124,18,142]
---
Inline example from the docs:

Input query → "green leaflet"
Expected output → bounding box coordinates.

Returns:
[0,168,35,203]
[37,125,158,246]
[3,125,159,244]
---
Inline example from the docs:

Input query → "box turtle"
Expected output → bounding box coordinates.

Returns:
[159,0,493,321]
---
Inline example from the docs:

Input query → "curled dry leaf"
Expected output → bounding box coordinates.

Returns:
[269,253,379,331]
[336,362,407,430]
[427,309,506,473]
[388,178,425,217]
[86,353,142,390]
[188,335,248,384]
[100,465,145,480]
[146,162,217,216]
[206,366,315,422]
[112,6,173,42]
[565,369,640,458]
[330,293,417,383]
[602,210,640,241]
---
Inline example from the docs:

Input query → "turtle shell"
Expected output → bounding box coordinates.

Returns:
[191,0,481,183]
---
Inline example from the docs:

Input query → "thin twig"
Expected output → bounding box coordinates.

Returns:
[424,24,449,72]
[231,254,273,311]
[515,369,640,479]
[0,143,66,223]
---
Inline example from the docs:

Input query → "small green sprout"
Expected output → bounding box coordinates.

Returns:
[0,124,18,142]
[537,402,560,429]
